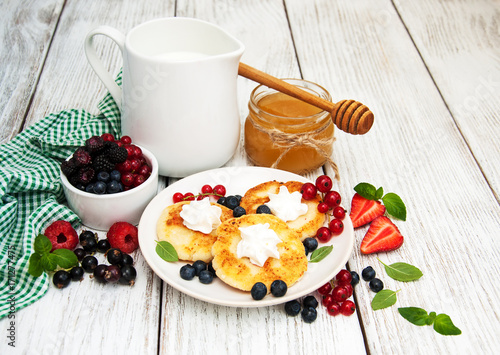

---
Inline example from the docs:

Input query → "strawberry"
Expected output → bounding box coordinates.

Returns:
[349,193,386,228]
[44,220,79,251]
[360,216,404,254]
[106,222,139,254]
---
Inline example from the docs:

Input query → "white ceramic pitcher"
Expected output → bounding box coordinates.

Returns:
[84,17,244,177]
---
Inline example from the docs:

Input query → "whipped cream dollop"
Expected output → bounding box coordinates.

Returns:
[237,223,281,267]
[180,198,222,234]
[265,186,308,222]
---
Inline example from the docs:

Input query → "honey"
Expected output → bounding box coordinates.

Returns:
[244,79,335,175]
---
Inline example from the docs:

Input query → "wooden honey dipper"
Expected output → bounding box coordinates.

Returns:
[238,62,374,135]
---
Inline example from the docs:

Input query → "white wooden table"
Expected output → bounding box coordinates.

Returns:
[1,0,499,354]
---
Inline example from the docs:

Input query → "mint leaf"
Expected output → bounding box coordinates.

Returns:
[309,245,333,263]
[398,307,429,326]
[433,314,462,335]
[41,253,57,272]
[28,253,44,277]
[375,187,384,200]
[427,311,437,325]
[155,241,178,262]
[381,193,407,221]
[52,249,78,269]
[378,259,423,282]
[34,234,52,255]
[371,289,399,310]
[353,183,377,200]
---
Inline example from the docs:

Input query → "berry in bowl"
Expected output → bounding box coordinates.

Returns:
[60,134,159,230]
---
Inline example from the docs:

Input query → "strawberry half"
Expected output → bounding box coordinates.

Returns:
[349,193,386,228]
[106,222,139,254]
[44,220,79,251]
[360,216,404,254]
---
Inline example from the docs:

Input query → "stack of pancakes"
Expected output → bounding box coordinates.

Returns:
[156,180,325,292]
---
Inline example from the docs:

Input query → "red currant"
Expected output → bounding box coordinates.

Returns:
[327,302,341,316]
[101,133,115,142]
[116,160,132,173]
[213,184,226,197]
[336,269,352,285]
[124,145,135,158]
[317,282,332,295]
[331,286,348,303]
[121,172,134,187]
[316,227,332,243]
[315,175,333,193]
[301,182,317,200]
[120,135,132,145]
[322,294,335,308]
[329,219,344,236]
[183,193,195,201]
[132,145,142,158]
[137,164,151,176]
[324,191,341,207]
[133,174,146,187]
[340,300,356,316]
[317,202,329,213]
[130,158,141,172]
[332,206,346,219]
[173,192,184,203]
[201,184,213,195]
[343,284,353,298]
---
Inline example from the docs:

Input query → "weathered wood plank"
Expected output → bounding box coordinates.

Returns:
[0,0,65,144]
[285,0,500,353]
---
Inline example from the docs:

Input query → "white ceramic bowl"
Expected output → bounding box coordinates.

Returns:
[61,145,159,231]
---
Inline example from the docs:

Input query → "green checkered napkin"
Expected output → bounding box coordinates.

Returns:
[0,81,122,319]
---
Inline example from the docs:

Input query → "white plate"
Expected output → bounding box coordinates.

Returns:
[138,167,354,307]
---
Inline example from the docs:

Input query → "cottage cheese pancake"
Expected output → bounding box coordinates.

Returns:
[239,180,325,240]
[156,201,233,262]
[211,214,308,292]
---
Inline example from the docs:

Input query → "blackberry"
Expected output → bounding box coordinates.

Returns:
[73,147,92,166]
[107,146,128,164]
[61,159,77,177]
[78,167,95,185]
[93,155,115,172]
[85,136,104,154]
[69,174,80,187]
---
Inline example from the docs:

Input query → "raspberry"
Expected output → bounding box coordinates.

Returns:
[78,166,95,185]
[44,220,79,251]
[106,222,139,254]
[73,147,92,166]
[85,136,104,154]
[106,146,128,164]
[61,158,77,177]
[93,155,115,172]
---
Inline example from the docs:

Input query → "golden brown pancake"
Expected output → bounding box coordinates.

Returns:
[239,180,325,240]
[211,214,308,292]
[156,201,233,262]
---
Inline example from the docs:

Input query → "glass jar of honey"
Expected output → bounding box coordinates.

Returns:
[244,79,335,175]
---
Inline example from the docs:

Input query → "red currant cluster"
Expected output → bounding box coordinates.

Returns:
[173,184,227,203]
[317,269,356,316]
[301,175,346,243]
[105,134,152,189]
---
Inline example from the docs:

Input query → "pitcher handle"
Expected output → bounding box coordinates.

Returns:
[84,26,125,110]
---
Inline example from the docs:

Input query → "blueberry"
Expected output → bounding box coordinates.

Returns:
[107,180,121,194]
[110,170,121,181]
[351,271,360,286]
[251,282,267,300]
[180,264,196,280]
[217,197,226,206]
[119,265,137,285]
[361,266,376,281]
[303,295,318,309]
[69,266,84,282]
[53,270,71,289]
[107,248,123,265]
[233,206,246,218]
[96,239,111,253]
[199,270,214,284]
[235,195,242,203]
[81,256,98,273]
[302,238,318,254]
[97,171,110,182]
[93,181,107,194]
[85,183,95,193]
[192,260,207,276]
[256,205,272,214]
[284,300,301,316]
[225,195,239,210]
[207,262,216,278]
[301,306,317,323]
[270,280,287,297]
[369,278,384,293]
